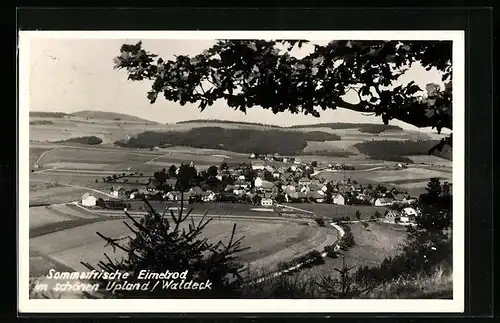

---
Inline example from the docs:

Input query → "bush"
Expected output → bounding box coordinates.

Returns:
[323,245,338,259]
[314,217,326,227]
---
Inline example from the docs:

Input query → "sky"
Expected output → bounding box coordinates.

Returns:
[28,38,446,130]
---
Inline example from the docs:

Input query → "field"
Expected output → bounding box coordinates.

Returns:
[29,215,338,276]
[281,203,388,220]
[29,116,168,144]
[280,222,408,281]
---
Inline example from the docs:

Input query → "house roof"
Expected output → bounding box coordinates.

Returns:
[260,180,274,189]
[299,177,311,182]
[307,191,323,199]
[377,197,394,203]
[81,193,94,200]
[309,183,321,191]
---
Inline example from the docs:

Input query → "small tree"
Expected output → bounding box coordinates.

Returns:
[316,257,372,298]
[355,210,361,221]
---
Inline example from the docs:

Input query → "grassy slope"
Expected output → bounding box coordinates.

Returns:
[70,110,157,123]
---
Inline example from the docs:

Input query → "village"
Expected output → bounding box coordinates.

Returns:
[78,153,426,225]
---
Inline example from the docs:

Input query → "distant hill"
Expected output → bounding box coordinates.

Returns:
[177,119,283,128]
[30,111,68,118]
[178,120,403,133]
[70,111,156,123]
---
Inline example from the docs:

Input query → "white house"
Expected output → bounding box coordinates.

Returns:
[250,153,256,159]
[254,177,263,188]
[261,198,273,206]
[402,207,419,217]
[321,184,329,192]
[201,191,216,202]
[374,197,394,207]
[216,175,223,181]
[290,165,298,171]
[333,194,345,205]
[252,162,265,170]
[294,158,302,165]
[80,193,97,207]
[272,172,281,179]
[265,165,275,172]
[109,187,119,198]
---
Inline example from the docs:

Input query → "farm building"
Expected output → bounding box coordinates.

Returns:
[252,161,265,170]
[80,193,97,207]
[110,186,126,198]
[333,194,345,205]
[374,197,394,207]
[298,177,312,186]
[261,198,273,206]
[165,191,182,201]
[384,210,401,223]
[201,191,216,202]
[402,207,419,217]
[254,177,263,188]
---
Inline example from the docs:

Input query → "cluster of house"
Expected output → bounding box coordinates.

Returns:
[79,159,420,211]
[384,207,420,225]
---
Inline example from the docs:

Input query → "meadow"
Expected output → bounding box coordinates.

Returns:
[281,203,388,220]
[29,216,338,275]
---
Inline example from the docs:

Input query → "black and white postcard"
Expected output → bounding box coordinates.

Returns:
[18,30,464,313]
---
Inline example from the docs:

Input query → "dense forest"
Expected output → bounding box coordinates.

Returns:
[357,124,404,134]
[29,112,68,118]
[57,136,103,145]
[114,127,341,155]
[289,122,403,132]
[354,140,452,161]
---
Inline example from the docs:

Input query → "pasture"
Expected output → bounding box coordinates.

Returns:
[286,222,408,280]
[29,217,339,276]
[280,203,388,220]
[405,155,453,167]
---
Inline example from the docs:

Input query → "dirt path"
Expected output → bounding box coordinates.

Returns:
[29,179,115,198]
[33,148,59,167]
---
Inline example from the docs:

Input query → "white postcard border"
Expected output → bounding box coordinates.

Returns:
[18,30,465,314]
